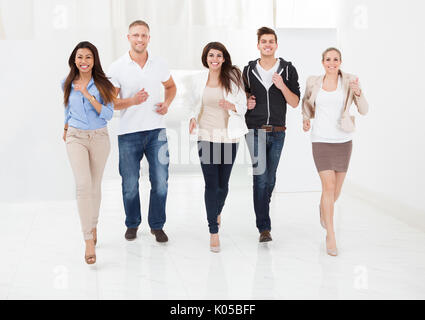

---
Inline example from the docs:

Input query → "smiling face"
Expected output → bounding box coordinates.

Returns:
[258,34,278,57]
[75,48,94,74]
[128,25,150,54]
[322,50,342,75]
[206,49,225,72]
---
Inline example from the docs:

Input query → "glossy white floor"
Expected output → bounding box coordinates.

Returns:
[1,173,425,300]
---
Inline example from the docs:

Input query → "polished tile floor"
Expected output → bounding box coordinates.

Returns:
[1,174,425,300]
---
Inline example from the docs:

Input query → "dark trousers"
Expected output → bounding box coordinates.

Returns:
[198,141,238,234]
[245,129,285,232]
[118,129,169,230]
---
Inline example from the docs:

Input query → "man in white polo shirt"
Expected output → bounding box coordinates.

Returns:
[108,20,177,242]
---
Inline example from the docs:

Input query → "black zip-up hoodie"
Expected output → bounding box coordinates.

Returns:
[243,58,301,129]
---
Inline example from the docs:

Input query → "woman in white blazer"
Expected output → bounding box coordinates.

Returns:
[302,47,368,256]
[189,42,249,253]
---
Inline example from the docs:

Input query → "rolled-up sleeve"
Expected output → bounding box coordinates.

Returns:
[99,102,114,121]
[64,105,71,124]
[230,85,247,117]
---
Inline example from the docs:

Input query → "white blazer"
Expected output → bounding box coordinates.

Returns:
[188,71,249,139]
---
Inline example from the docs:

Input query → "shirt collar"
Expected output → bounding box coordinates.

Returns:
[71,77,94,88]
[126,50,153,67]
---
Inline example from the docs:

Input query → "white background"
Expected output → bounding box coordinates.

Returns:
[0,0,424,217]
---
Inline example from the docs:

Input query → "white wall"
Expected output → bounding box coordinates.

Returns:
[337,0,425,212]
[0,0,274,202]
[0,0,115,202]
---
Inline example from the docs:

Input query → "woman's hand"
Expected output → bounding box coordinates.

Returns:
[74,83,90,98]
[247,95,256,110]
[219,99,236,111]
[189,118,197,134]
[303,120,311,132]
[349,78,361,96]
[63,130,67,142]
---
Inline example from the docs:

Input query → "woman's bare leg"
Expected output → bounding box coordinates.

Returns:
[319,170,337,252]
[334,172,347,202]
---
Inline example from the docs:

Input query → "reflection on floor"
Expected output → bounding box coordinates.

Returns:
[1,174,425,300]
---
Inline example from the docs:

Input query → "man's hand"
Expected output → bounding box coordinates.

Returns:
[272,73,285,91]
[247,95,256,110]
[133,89,149,105]
[155,102,169,115]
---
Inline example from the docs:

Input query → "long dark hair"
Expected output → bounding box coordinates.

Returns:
[201,42,243,95]
[63,41,115,106]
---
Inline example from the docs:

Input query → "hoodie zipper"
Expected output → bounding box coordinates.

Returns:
[251,60,287,125]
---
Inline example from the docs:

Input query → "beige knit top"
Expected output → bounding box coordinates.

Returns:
[198,86,238,143]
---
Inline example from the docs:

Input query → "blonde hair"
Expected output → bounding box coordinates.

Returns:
[322,47,342,61]
[129,20,150,31]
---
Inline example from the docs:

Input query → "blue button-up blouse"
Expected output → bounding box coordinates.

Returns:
[62,78,114,130]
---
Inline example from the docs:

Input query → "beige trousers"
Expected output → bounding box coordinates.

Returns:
[66,126,110,240]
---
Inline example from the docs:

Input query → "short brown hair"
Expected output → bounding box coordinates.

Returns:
[257,27,277,43]
[322,47,342,61]
[129,20,150,31]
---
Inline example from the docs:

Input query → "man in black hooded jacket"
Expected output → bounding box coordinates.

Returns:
[243,27,300,242]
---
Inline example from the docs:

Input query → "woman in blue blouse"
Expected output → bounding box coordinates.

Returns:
[62,41,115,265]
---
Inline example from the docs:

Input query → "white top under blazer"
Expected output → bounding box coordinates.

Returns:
[311,77,353,143]
[188,71,248,140]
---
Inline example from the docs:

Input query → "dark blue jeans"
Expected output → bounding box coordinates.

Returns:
[198,141,238,234]
[245,129,285,233]
[118,129,169,230]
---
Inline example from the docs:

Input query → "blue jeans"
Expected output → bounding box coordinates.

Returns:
[118,129,169,230]
[198,141,238,234]
[245,129,285,232]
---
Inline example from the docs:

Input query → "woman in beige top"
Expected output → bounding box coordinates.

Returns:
[189,42,248,253]
[302,48,368,256]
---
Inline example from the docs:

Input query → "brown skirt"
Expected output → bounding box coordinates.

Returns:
[312,141,353,173]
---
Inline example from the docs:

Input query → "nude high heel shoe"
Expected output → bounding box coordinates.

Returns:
[85,240,96,264]
[210,234,220,253]
[85,254,96,264]
[326,234,338,256]
[327,248,338,256]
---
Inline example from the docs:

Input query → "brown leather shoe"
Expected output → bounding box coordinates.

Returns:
[151,229,168,243]
[259,231,272,243]
[125,227,138,241]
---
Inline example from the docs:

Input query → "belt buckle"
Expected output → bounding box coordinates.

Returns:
[262,125,273,132]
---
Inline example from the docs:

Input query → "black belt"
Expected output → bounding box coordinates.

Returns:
[259,125,286,132]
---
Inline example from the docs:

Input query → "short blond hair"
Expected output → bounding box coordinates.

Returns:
[129,20,150,31]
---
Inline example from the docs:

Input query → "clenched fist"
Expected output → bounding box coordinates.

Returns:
[155,102,169,115]
[133,89,149,105]
[219,99,235,111]
[189,118,197,134]
[272,73,285,91]
[349,78,361,96]
[303,120,311,132]
[247,95,256,110]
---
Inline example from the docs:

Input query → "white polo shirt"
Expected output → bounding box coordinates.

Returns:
[107,51,171,135]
